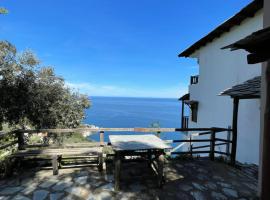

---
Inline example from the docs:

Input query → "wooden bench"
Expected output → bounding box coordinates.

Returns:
[12,146,103,175]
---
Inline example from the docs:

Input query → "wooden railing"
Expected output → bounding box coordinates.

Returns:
[0,127,234,164]
[170,127,233,163]
[0,131,17,150]
[190,75,199,85]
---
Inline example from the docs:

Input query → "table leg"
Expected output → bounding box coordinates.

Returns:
[52,155,59,175]
[147,150,152,167]
[157,153,165,188]
[114,152,121,191]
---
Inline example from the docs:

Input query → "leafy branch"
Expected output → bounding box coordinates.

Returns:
[0,8,8,14]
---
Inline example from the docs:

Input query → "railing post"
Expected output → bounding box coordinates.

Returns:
[231,97,239,166]
[210,129,216,161]
[100,131,104,146]
[16,131,25,150]
[189,136,193,157]
[226,126,232,159]
[190,144,193,157]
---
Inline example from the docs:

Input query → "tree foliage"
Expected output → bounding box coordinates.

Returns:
[0,41,90,129]
[0,8,8,14]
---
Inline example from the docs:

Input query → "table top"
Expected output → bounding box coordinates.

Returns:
[109,134,171,151]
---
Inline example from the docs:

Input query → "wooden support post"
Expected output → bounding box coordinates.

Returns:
[231,98,239,166]
[157,153,165,188]
[210,129,216,161]
[181,100,185,128]
[52,155,59,175]
[114,152,121,191]
[260,59,270,200]
[17,132,25,150]
[98,152,103,172]
[100,131,104,146]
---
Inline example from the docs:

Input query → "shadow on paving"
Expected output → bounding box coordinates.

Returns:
[0,159,259,200]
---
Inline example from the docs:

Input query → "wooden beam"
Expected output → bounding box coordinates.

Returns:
[181,100,184,128]
[13,127,232,134]
[247,53,270,64]
[231,97,239,166]
[209,130,216,161]
[171,151,210,155]
[260,60,270,200]
[215,138,232,143]
[0,141,18,150]
[173,139,211,143]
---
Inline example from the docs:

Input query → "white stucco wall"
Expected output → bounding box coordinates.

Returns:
[188,10,263,164]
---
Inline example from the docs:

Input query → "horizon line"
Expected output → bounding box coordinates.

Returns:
[88,95,179,99]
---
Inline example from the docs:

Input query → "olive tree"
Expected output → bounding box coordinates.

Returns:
[0,41,90,129]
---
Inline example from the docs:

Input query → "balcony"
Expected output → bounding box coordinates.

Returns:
[190,75,199,85]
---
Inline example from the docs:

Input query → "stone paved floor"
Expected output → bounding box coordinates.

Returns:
[0,159,258,200]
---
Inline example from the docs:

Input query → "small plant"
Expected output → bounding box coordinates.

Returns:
[150,121,161,137]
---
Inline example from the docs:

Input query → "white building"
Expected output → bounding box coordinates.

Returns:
[179,0,263,164]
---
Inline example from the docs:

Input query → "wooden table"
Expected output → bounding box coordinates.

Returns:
[109,134,171,191]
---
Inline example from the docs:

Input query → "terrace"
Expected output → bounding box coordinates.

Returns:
[0,127,259,199]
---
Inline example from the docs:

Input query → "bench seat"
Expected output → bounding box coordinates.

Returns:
[12,146,104,175]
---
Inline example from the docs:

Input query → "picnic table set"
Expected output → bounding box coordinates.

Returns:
[109,134,171,191]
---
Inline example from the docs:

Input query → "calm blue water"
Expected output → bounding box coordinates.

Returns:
[84,96,186,142]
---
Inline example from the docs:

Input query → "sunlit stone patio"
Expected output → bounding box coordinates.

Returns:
[0,159,258,200]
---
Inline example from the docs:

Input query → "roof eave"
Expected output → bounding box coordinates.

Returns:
[178,0,263,58]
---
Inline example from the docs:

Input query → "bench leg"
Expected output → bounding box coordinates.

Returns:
[52,155,59,175]
[98,153,103,172]
[114,153,121,191]
[157,154,165,188]
[5,157,15,177]
[58,155,62,169]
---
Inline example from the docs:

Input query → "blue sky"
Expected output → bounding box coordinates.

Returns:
[0,0,251,98]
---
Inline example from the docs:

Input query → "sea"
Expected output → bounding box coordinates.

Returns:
[84,96,187,143]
